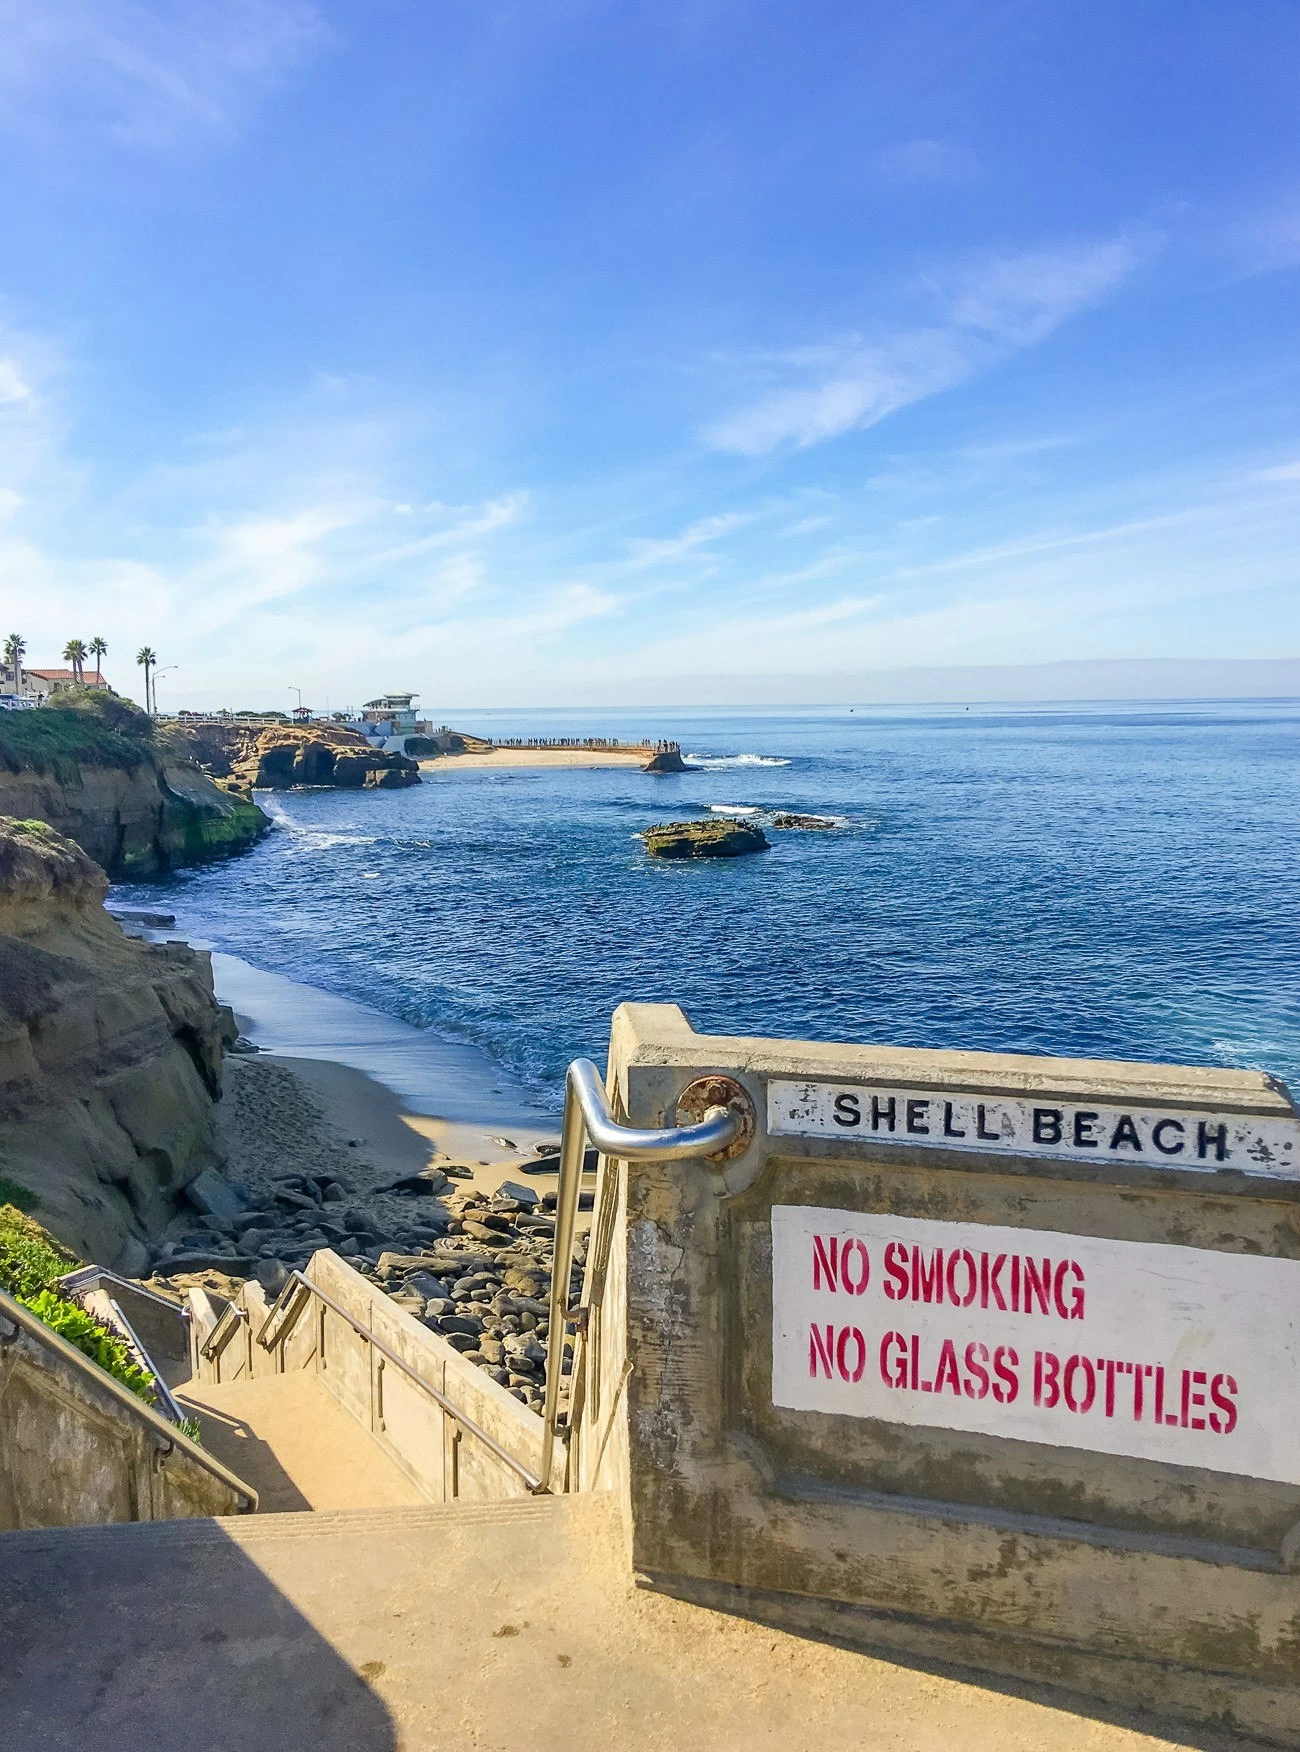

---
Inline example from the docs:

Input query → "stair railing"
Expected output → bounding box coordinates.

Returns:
[537,1059,741,1494]
[255,1268,546,1493]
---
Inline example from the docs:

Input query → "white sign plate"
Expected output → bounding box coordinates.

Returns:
[771,1205,1300,1485]
[768,1079,1300,1179]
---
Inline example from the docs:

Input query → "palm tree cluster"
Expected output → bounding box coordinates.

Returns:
[5,632,163,714]
[59,635,110,684]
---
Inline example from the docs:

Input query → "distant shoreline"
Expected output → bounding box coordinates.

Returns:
[420,747,656,771]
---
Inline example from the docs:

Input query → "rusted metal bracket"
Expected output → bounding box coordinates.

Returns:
[674,1075,758,1163]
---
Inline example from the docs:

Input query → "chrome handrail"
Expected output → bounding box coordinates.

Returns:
[255,1269,545,1494]
[537,1058,740,1494]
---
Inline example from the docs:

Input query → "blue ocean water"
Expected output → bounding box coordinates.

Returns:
[115,703,1300,1113]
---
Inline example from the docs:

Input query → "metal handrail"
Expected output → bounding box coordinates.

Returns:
[255,1269,545,1494]
[0,1285,257,1510]
[109,1296,187,1426]
[537,1058,740,1493]
[200,1303,247,1363]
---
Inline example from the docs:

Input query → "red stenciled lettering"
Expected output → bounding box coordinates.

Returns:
[1101,1357,1120,1417]
[1010,1254,1021,1313]
[1156,1365,1177,1426]
[1034,1349,1061,1408]
[836,1326,866,1384]
[809,1324,835,1379]
[912,1245,944,1304]
[1023,1256,1051,1316]
[981,1252,1007,1312]
[1055,1259,1085,1320]
[933,1338,962,1397]
[910,1332,921,1391]
[812,1235,838,1293]
[841,1237,870,1296]
[1063,1354,1096,1414]
[879,1331,908,1388]
[1132,1362,1151,1422]
[1209,1372,1238,1436]
[945,1248,978,1308]
[963,1340,990,1400]
[992,1345,1019,1403]
[1187,1369,1208,1431]
[883,1240,909,1301]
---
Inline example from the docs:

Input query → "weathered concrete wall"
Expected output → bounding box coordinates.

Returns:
[0,1288,254,1530]
[189,1250,543,1504]
[584,1003,1300,1747]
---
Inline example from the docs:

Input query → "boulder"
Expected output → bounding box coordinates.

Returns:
[643,819,769,859]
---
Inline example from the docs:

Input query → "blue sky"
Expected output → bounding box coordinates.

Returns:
[1,0,1298,709]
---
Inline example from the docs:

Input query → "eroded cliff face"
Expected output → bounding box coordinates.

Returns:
[0,819,233,1272]
[167,721,420,789]
[0,760,267,878]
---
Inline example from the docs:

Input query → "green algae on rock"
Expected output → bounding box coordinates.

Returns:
[643,819,769,859]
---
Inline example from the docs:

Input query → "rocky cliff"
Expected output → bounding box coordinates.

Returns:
[0,698,267,877]
[0,819,233,1273]
[168,720,421,790]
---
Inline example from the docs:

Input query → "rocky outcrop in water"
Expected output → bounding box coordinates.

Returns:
[0,698,268,878]
[643,818,769,858]
[168,721,420,791]
[0,818,235,1274]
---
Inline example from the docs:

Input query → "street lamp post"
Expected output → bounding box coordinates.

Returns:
[153,666,179,715]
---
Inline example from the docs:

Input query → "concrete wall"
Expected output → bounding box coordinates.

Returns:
[0,1288,254,1530]
[189,1251,543,1504]
[580,1003,1300,1747]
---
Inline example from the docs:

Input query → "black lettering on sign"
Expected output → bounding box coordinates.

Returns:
[832,1093,861,1128]
[871,1095,897,1132]
[942,1101,966,1138]
[1197,1121,1229,1162]
[1108,1114,1142,1151]
[976,1103,1000,1141]
[1152,1118,1185,1155]
[1033,1108,1062,1144]
[1073,1111,1100,1148]
[905,1099,930,1135]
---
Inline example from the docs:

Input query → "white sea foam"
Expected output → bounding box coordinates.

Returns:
[707,803,763,816]
[685,752,791,768]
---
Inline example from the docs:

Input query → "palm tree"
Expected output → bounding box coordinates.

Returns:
[88,635,108,686]
[63,638,87,683]
[136,647,157,715]
[3,633,24,693]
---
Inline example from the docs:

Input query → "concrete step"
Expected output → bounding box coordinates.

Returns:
[176,1372,427,1512]
[0,1493,1241,1752]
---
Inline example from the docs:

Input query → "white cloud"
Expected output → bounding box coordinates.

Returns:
[1259,460,1300,482]
[0,360,32,404]
[622,511,749,570]
[0,0,329,146]
[706,237,1143,456]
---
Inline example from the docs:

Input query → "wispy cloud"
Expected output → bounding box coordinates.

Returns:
[705,236,1144,456]
[0,0,329,146]
[622,511,750,570]
[1259,460,1300,483]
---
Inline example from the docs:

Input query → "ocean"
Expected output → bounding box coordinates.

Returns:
[113,702,1300,1116]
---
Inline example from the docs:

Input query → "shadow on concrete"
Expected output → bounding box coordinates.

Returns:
[0,1517,396,1752]
[646,1574,1279,1752]
[176,1396,313,1514]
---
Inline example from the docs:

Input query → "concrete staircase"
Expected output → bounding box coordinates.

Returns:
[176,1374,426,1512]
[0,1492,1222,1752]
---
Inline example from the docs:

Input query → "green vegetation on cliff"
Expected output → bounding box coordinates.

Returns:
[0,689,155,781]
[0,1205,153,1402]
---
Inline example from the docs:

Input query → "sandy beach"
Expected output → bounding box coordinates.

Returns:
[420,747,653,770]
[211,951,562,1203]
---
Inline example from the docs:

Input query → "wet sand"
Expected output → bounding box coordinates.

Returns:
[211,951,561,1201]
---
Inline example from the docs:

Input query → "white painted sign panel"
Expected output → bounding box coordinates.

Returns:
[771,1205,1300,1485]
[768,1079,1300,1180]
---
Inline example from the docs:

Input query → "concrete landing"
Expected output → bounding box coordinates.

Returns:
[177,1373,425,1512]
[0,1493,1264,1752]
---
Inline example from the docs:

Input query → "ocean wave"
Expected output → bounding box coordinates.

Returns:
[706,803,763,816]
[685,752,792,768]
